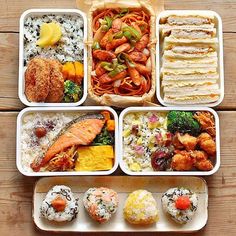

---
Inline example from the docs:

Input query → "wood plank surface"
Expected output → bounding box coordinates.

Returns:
[0,111,235,236]
[0,0,235,32]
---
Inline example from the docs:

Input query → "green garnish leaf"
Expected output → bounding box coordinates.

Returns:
[92,127,114,146]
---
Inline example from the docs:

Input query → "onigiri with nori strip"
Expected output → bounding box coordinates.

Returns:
[161,187,198,224]
[40,185,79,222]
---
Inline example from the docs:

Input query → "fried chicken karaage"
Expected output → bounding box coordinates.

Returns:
[175,133,198,151]
[171,149,214,171]
[190,150,213,171]
[172,134,184,149]
[171,150,195,171]
[198,132,216,156]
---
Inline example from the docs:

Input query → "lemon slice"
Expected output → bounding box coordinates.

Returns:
[48,22,62,45]
[36,23,54,47]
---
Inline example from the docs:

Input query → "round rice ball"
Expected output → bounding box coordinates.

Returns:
[123,189,159,225]
[40,185,79,222]
[161,187,198,224]
[83,187,118,223]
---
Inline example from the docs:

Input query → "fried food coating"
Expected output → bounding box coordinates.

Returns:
[45,60,64,102]
[198,132,216,156]
[172,134,184,149]
[176,133,197,151]
[25,58,64,103]
[25,58,50,102]
[171,150,194,171]
[190,150,213,171]
[195,159,213,171]
[190,150,208,161]
[194,111,216,137]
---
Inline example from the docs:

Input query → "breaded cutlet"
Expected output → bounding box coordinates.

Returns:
[45,59,64,103]
[25,58,51,102]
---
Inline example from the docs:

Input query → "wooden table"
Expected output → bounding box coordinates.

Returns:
[0,0,235,235]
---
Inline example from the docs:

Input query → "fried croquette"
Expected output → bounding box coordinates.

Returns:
[25,58,51,102]
[25,58,64,103]
[46,60,64,103]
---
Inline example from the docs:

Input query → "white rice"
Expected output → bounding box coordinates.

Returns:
[20,112,86,172]
[161,187,198,224]
[40,185,79,222]
[83,187,118,223]
[23,14,84,65]
[122,112,168,172]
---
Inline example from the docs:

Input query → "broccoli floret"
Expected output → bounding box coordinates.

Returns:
[167,111,200,136]
[63,80,82,103]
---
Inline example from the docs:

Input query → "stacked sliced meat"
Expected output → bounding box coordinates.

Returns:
[160,14,220,104]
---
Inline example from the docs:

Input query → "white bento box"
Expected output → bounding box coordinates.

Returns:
[156,10,224,107]
[119,107,220,176]
[16,106,118,176]
[19,9,88,106]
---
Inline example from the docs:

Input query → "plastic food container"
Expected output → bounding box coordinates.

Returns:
[119,106,220,176]
[19,9,88,106]
[33,176,208,233]
[16,106,118,176]
[156,10,224,107]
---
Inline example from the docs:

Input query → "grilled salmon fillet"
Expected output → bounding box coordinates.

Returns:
[31,114,105,171]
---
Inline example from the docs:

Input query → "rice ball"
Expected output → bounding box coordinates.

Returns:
[83,187,118,223]
[161,187,198,224]
[40,185,79,222]
[123,189,159,225]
